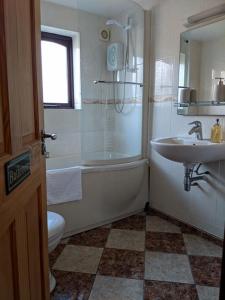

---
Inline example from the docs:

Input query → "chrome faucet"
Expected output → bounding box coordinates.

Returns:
[188,121,203,140]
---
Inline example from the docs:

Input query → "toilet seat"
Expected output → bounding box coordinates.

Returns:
[47,211,65,293]
[48,211,65,240]
[48,211,65,254]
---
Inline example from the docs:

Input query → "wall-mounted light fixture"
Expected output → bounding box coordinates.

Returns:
[185,4,225,27]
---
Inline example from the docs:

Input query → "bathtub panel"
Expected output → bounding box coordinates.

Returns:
[47,159,148,236]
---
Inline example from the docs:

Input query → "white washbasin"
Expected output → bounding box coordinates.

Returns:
[151,137,225,164]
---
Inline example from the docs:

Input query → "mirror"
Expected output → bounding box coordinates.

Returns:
[177,17,225,116]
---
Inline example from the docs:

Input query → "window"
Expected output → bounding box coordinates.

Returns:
[41,32,74,108]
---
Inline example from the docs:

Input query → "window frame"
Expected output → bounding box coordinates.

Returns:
[41,31,74,109]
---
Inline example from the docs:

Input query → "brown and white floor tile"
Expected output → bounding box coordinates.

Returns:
[189,256,222,287]
[145,251,194,284]
[196,285,220,300]
[144,280,198,300]
[101,223,112,229]
[98,248,144,279]
[146,232,186,254]
[50,270,95,300]
[180,224,223,247]
[106,229,145,251]
[49,244,66,268]
[89,275,143,300]
[146,215,181,233]
[138,211,147,217]
[49,212,223,299]
[112,214,146,231]
[68,227,110,248]
[53,245,103,274]
[183,234,222,257]
[60,237,70,245]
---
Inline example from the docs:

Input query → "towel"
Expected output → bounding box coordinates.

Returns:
[47,167,82,205]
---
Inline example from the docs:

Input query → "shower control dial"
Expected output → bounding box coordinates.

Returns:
[107,43,124,71]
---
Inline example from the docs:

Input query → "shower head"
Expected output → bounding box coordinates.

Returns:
[106,19,119,26]
[106,19,131,31]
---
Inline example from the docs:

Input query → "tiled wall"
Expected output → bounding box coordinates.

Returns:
[42,1,108,162]
[111,7,144,158]
[41,2,109,101]
[42,1,144,161]
[149,0,225,238]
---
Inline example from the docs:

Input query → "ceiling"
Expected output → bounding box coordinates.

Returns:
[135,0,162,9]
[42,0,140,17]
[42,0,162,16]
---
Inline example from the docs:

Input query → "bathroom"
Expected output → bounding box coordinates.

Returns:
[0,0,225,299]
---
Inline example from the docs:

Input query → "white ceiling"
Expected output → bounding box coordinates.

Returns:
[42,0,140,17]
[135,0,162,10]
[42,0,162,16]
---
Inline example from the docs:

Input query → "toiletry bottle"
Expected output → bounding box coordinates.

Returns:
[190,89,197,103]
[211,119,222,143]
[178,87,191,103]
[215,77,225,102]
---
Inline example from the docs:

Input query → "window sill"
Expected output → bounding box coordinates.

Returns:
[44,104,75,109]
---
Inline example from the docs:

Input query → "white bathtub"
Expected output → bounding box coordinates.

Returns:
[82,151,142,166]
[46,157,148,237]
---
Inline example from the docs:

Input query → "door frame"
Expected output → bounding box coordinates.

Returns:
[220,228,225,299]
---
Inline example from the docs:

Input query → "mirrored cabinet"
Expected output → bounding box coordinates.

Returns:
[177,17,225,116]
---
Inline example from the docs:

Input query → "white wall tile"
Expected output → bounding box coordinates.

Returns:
[43,1,144,160]
[150,0,225,238]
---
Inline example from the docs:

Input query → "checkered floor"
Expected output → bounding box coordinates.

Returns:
[50,210,222,300]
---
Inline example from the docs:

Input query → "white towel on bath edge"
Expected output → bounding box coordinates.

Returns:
[47,167,82,205]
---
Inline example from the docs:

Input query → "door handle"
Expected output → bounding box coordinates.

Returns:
[41,130,57,156]
[41,130,57,141]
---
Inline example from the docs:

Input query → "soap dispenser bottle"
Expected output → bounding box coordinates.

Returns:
[211,119,222,143]
[215,77,225,102]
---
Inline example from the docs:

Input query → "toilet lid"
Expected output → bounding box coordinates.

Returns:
[47,211,65,239]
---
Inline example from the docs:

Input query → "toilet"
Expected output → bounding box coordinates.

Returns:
[47,211,65,292]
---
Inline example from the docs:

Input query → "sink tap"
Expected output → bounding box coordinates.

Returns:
[188,121,203,140]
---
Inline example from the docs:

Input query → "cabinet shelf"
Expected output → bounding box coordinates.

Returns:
[175,101,225,107]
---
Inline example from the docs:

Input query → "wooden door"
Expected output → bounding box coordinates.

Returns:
[0,0,49,299]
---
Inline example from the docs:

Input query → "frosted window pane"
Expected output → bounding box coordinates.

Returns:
[41,41,68,103]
